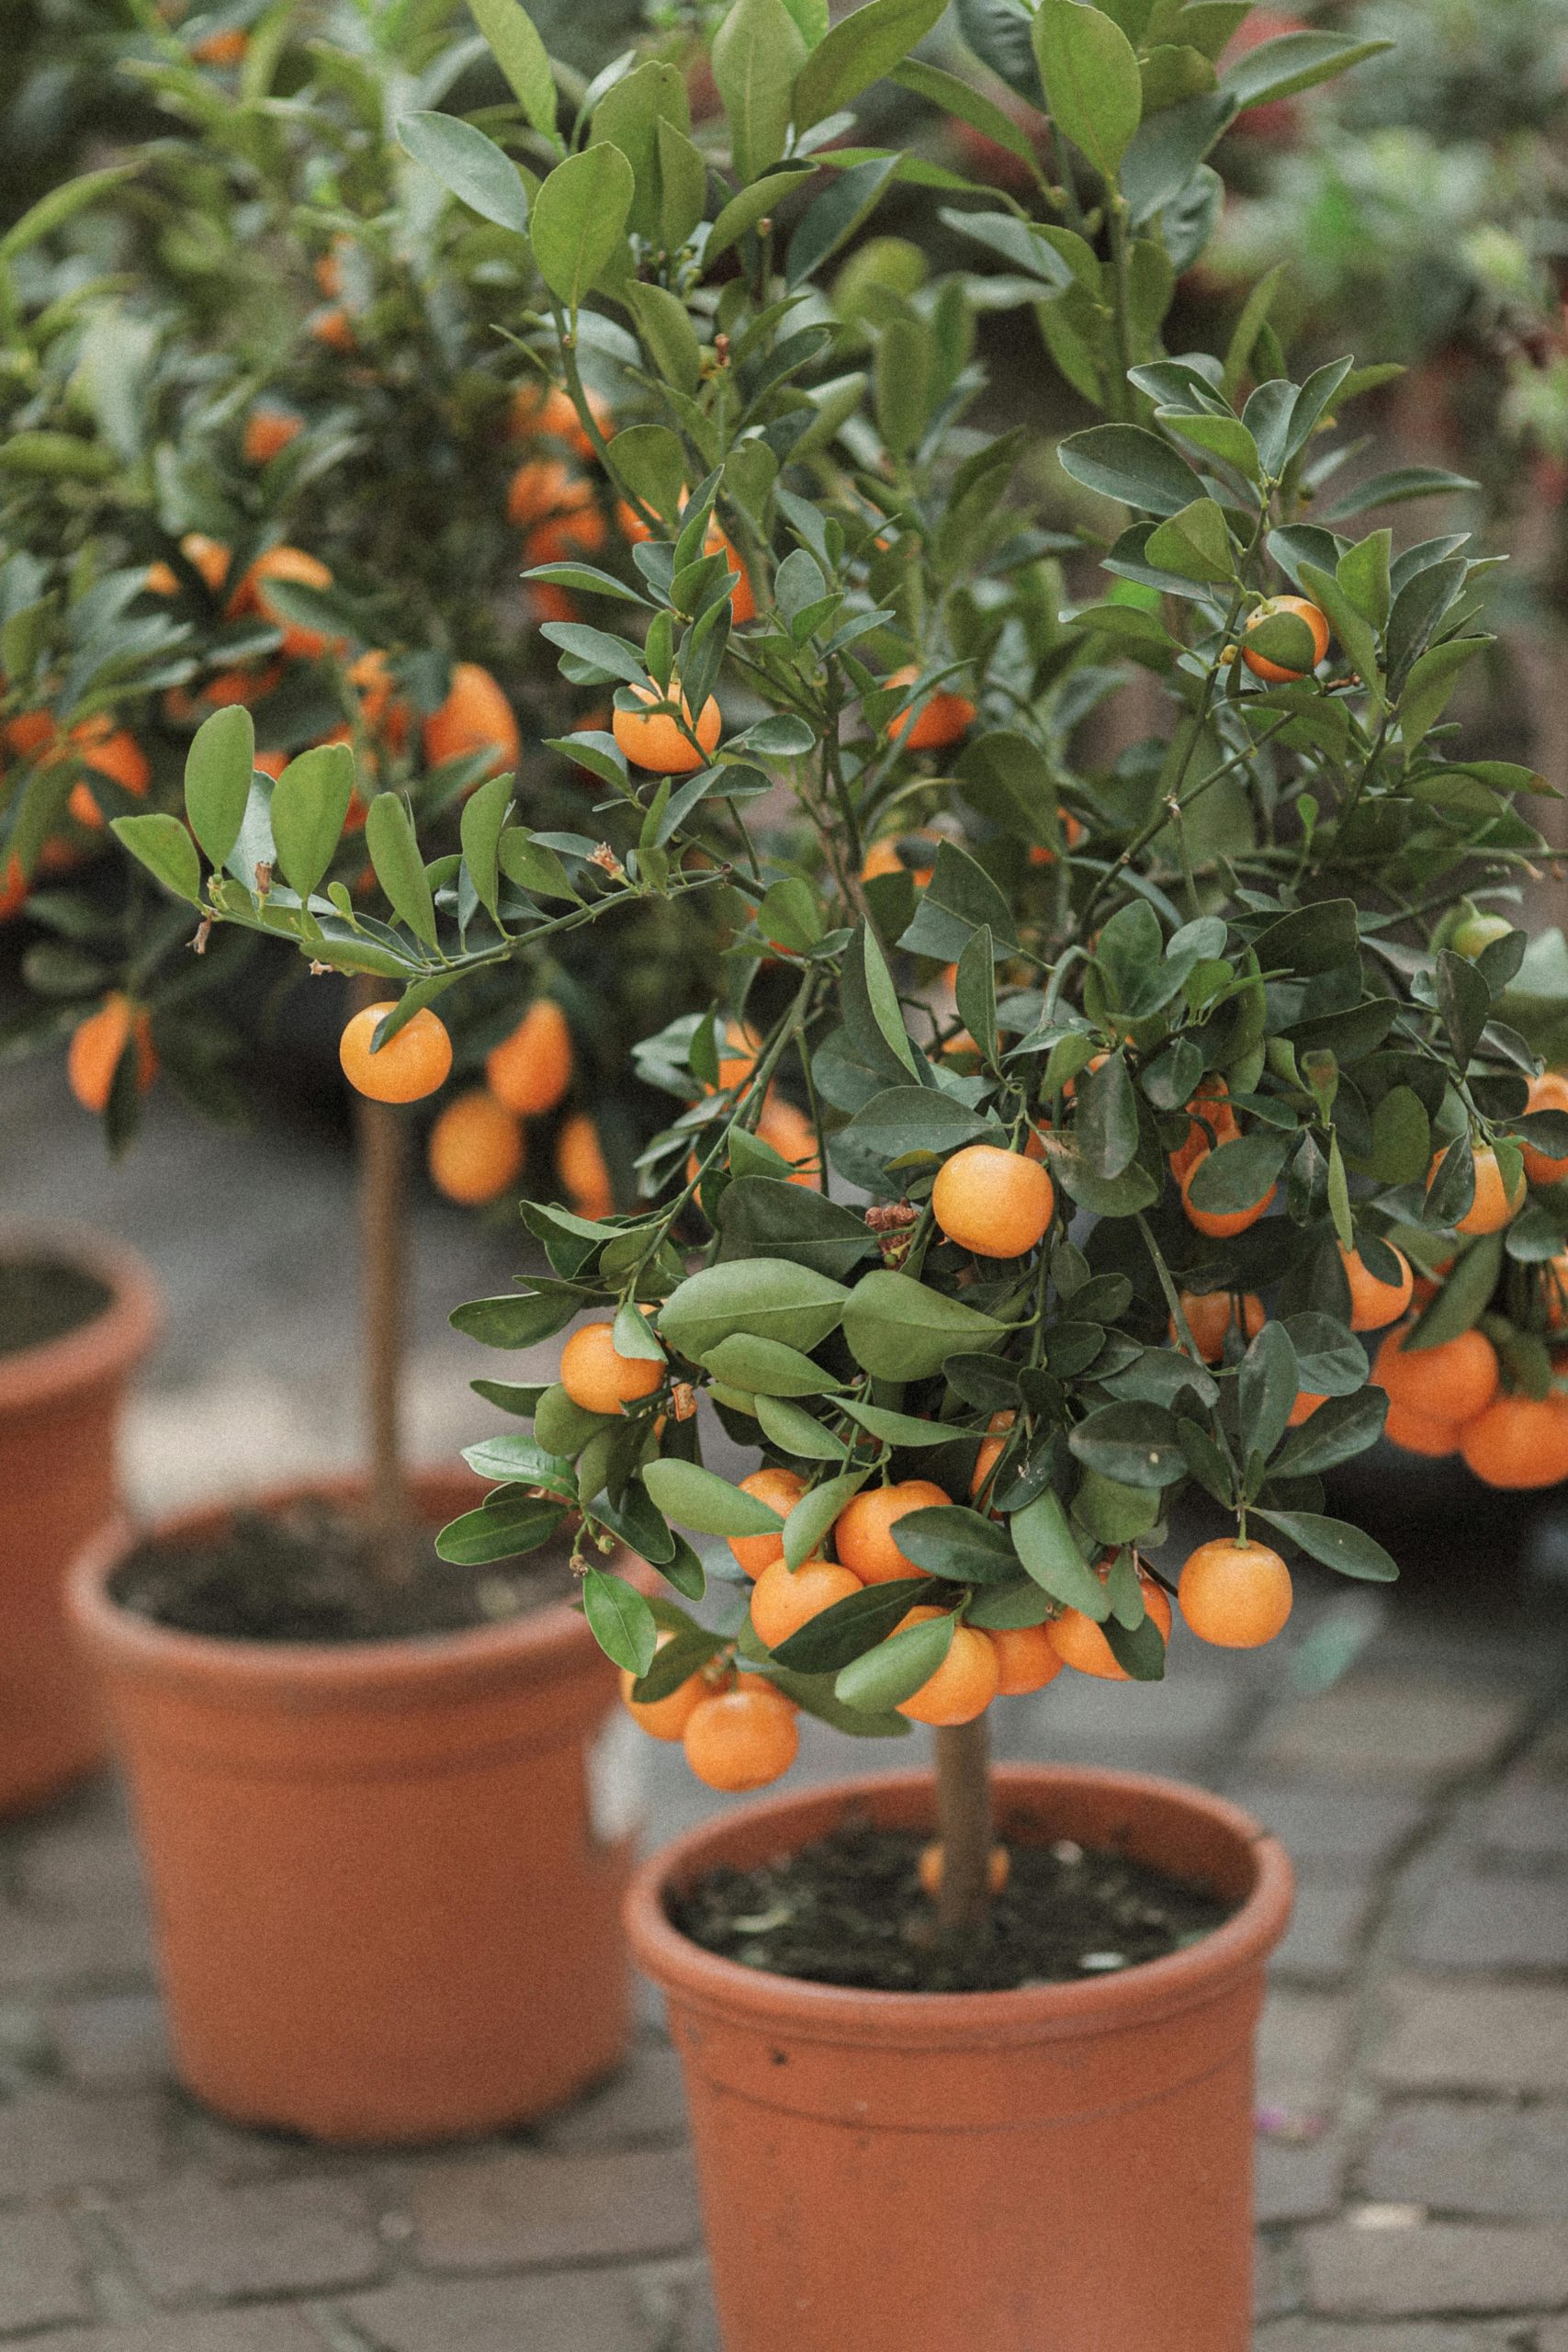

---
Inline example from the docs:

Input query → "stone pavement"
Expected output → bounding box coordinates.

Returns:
[4,1079,1568,2348]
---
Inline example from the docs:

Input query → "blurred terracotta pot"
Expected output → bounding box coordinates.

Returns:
[69,1470,640,2143]
[629,1765,1292,2352]
[0,1227,158,1817]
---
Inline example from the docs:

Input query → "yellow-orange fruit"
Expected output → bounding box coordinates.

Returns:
[426,1091,524,1204]
[338,1001,453,1103]
[729,1467,807,1578]
[1178,1538,1293,1649]
[931,1144,1054,1259]
[484,1000,572,1118]
[558,1321,663,1415]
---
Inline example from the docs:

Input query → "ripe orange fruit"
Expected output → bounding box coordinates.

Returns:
[861,831,941,888]
[1428,1146,1525,1236]
[884,664,976,751]
[235,547,337,659]
[756,1092,820,1187]
[1372,1325,1499,1429]
[64,720,151,828]
[193,27,247,63]
[989,1623,1063,1695]
[918,1841,1010,1897]
[1242,594,1329,683]
[729,1466,808,1577]
[895,1610,999,1725]
[525,580,581,628]
[0,856,27,921]
[506,458,594,531]
[145,533,231,598]
[485,1000,572,1117]
[426,1090,524,1205]
[970,1408,1016,1501]
[1287,1390,1326,1427]
[1028,809,1086,865]
[67,993,155,1114]
[1173,1290,1266,1363]
[243,406,303,464]
[557,1114,615,1219]
[1179,1154,1277,1239]
[338,1001,453,1102]
[1340,1242,1414,1332]
[706,522,757,622]
[1046,1567,1172,1681]
[1521,1071,1568,1187]
[508,380,612,458]
[422,662,521,776]
[1168,1076,1241,1182]
[750,1556,863,1651]
[835,1479,949,1586]
[932,1144,1054,1259]
[348,650,411,750]
[558,1321,663,1416]
[619,1634,716,1741]
[1460,1394,1568,1489]
[1384,1399,1460,1457]
[613,684,721,773]
[1178,1538,1292,1648]
[682,1683,800,1791]
[310,306,355,351]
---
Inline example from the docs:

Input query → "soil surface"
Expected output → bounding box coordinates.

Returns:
[111,1496,573,1644]
[0,1255,113,1359]
[670,1815,1237,1993]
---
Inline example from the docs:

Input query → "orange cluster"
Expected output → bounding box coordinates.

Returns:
[508,381,618,633]
[620,1641,799,1793]
[1374,1317,1568,1487]
[421,998,613,1216]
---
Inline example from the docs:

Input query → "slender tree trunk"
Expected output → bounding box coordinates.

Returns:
[933,1716,994,1943]
[350,975,412,1579]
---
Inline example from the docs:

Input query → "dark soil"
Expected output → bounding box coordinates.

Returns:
[111,1497,572,1644]
[670,1815,1236,1993]
[0,1256,113,1359]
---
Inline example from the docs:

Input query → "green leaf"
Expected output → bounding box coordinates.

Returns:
[891,1505,1018,1584]
[705,167,813,260]
[459,771,512,923]
[1297,558,1383,711]
[1185,1132,1287,1211]
[630,1623,725,1702]
[842,1269,1006,1381]
[1221,30,1393,110]
[397,110,531,232]
[1057,424,1201,516]
[1144,495,1235,584]
[643,1456,784,1537]
[835,1611,952,1711]
[795,0,949,130]
[590,60,692,242]
[1406,1233,1504,1347]
[1067,1400,1183,1490]
[462,1433,574,1491]
[702,1333,842,1396]
[1102,1611,1167,1680]
[783,1471,868,1570]
[845,920,919,1076]
[270,743,355,901]
[183,706,254,870]
[1238,1318,1298,1467]
[655,117,709,251]
[1252,1509,1398,1583]
[612,1301,665,1362]
[770,1576,930,1670]
[623,280,704,396]
[711,0,807,180]
[1076,1048,1139,1181]
[466,0,560,142]
[659,1259,851,1359]
[1322,466,1480,526]
[1252,898,1359,978]
[1271,1386,1387,1476]
[450,1290,581,1348]
[840,1085,995,1168]
[1032,0,1144,180]
[0,164,137,262]
[899,842,1019,962]
[717,1177,877,1280]
[110,814,202,905]
[530,143,635,309]
[787,154,899,287]
[581,1566,660,1673]
[364,792,437,945]
[894,58,1042,175]
[435,1492,567,1565]
[839,1399,966,1448]
[1436,946,1491,1073]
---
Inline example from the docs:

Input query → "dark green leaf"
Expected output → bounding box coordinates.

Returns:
[1252,1509,1398,1582]
[581,1567,660,1672]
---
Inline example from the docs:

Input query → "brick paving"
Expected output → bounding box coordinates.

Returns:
[4,1090,1568,2346]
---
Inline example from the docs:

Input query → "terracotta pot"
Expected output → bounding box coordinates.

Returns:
[628,1765,1292,2352]
[0,1226,159,1818]
[68,1471,641,2143]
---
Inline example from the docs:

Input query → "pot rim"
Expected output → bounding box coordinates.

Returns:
[626,1763,1292,2043]
[0,1221,160,1419]
[66,1468,630,1705]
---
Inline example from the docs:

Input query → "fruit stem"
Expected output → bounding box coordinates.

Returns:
[933,1716,994,1945]
[352,976,413,1582]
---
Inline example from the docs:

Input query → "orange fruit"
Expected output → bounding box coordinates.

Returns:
[0,856,27,921]
[1428,1146,1525,1237]
[243,406,303,464]
[861,831,941,888]
[348,650,410,751]
[1046,1567,1173,1681]
[932,1144,1055,1259]
[756,1093,820,1187]
[1028,809,1086,865]
[1179,1154,1277,1239]
[422,662,521,776]
[1168,1077,1241,1182]
[64,720,151,828]
[1172,1290,1266,1363]
[834,1479,949,1586]
[918,1842,1010,1897]
[1178,1538,1293,1648]
[67,993,155,1114]
[970,1409,1016,1502]
[310,307,355,351]
[1521,1071,1568,1187]
[705,522,756,622]
[508,381,612,458]
[750,1556,863,1651]
[484,1000,572,1117]
[523,510,607,567]
[234,547,338,659]
[1287,1390,1326,1427]
[988,1623,1063,1696]
[1460,1394,1568,1489]
[1372,1325,1499,1428]
[682,1684,799,1791]
[338,1001,453,1102]
[1384,1398,1460,1457]
[254,748,289,779]
[1339,1242,1414,1332]
[1545,1249,1568,1334]
[884,663,976,751]
[193,27,248,63]
[426,1090,524,1205]
[895,1609,999,1725]
[619,1634,716,1741]
[613,684,721,774]
[1241,594,1329,683]
[506,458,595,531]
[729,1466,807,1577]
[525,581,582,628]
[557,1113,615,1219]
[558,1321,663,1415]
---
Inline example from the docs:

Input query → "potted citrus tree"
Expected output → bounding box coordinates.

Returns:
[96,0,1568,2326]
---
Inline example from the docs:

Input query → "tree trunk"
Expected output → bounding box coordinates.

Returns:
[350,976,413,1580]
[933,1715,994,1943]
